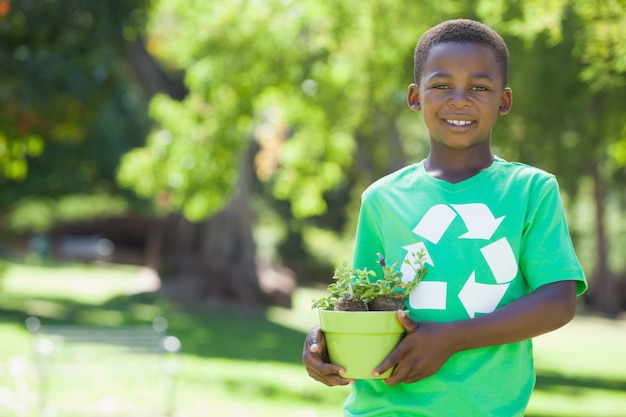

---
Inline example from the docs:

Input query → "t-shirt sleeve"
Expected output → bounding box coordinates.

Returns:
[519,175,587,295]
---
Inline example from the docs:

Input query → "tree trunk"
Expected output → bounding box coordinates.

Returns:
[123,39,187,101]
[590,163,620,316]
[159,163,265,308]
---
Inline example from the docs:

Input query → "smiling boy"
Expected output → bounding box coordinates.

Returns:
[303,19,587,416]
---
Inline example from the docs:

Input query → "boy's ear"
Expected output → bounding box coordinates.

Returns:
[499,87,513,115]
[407,84,421,111]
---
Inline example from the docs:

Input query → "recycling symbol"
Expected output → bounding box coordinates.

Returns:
[399,203,517,318]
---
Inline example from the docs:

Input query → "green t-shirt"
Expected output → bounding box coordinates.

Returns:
[345,157,587,417]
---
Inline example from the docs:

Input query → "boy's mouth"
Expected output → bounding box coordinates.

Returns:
[445,119,475,126]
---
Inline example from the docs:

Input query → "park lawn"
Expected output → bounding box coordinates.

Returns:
[0,259,625,417]
[527,313,626,417]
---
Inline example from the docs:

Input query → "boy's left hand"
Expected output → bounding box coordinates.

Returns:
[374,310,455,386]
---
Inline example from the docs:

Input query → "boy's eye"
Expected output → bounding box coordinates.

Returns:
[472,86,488,91]
[433,84,449,90]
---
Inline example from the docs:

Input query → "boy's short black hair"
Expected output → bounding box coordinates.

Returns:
[414,19,509,87]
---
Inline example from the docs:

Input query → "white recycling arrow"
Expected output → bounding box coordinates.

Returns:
[451,203,504,240]
[409,203,517,317]
[413,204,457,244]
[480,237,518,284]
[408,281,448,310]
[458,272,510,318]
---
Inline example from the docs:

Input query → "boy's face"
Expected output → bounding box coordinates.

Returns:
[407,42,512,152]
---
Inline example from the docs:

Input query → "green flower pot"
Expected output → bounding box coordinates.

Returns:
[319,310,406,379]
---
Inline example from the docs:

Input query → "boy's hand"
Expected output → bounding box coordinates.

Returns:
[302,325,355,386]
[374,310,455,386]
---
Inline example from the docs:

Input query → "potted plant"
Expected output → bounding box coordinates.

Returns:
[312,251,427,379]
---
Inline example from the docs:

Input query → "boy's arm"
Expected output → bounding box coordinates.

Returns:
[376,280,577,386]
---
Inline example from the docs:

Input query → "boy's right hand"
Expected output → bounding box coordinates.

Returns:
[302,325,355,386]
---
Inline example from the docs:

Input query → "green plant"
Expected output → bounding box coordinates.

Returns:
[312,251,427,311]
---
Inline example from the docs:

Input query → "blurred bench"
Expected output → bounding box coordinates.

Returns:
[26,316,181,417]
[57,235,115,262]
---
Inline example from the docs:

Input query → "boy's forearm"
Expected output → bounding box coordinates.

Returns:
[446,280,578,353]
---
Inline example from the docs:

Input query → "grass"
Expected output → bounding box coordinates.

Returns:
[527,314,626,417]
[0,258,625,416]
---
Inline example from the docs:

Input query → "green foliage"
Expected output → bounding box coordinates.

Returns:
[310,261,354,310]
[6,194,131,234]
[117,91,243,221]
[0,0,150,180]
[118,0,459,221]
[311,251,427,310]
[569,0,626,91]
[0,74,152,228]
[0,0,155,232]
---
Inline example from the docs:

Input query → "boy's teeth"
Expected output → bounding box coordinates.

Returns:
[447,120,473,126]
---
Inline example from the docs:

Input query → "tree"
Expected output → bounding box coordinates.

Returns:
[116,0,456,305]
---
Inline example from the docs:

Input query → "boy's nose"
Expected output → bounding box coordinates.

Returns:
[448,89,471,108]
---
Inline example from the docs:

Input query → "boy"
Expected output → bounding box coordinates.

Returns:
[302,19,587,417]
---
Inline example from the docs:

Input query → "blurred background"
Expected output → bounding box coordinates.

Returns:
[0,0,625,416]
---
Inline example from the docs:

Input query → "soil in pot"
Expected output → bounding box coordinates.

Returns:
[334,297,368,311]
[366,295,404,311]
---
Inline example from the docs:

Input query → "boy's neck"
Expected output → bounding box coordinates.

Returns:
[424,151,494,184]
